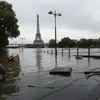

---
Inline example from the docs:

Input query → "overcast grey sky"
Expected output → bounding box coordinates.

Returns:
[6,0,100,44]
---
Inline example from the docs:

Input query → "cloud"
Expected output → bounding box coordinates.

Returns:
[6,0,100,44]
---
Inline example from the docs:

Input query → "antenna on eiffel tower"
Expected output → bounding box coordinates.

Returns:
[33,14,44,48]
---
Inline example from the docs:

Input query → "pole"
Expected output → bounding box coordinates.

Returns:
[22,38,23,46]
[22,38,23,51]
[77,47,79,56]
[62,49,63,57]
[69,49,70,58]
[88,47,90,56]
[55,10,57,56]
[48,10,62,66]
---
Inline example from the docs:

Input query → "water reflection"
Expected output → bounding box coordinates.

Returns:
[35,49,43,73]
[55,55,57,67]
[76,57,91,66]
[0,49,21,99]
[88,57,91,66]
[19,47,24,52]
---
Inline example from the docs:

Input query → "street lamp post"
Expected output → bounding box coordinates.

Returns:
[48,10,62,56]
[19,38,25,51]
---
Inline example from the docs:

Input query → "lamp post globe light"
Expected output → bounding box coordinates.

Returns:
[48,10,62,56]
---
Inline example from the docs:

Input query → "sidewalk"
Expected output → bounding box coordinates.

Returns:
[13,71,100,100]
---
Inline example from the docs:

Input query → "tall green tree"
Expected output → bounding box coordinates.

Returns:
[0,1,20,48]
[48,39,55,48]
[77,38,87,47]
[58,37,71,47]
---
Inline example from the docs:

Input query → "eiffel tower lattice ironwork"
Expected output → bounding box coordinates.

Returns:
[33,14,44,48]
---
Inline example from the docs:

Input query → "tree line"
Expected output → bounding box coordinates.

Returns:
[49,37,100,48]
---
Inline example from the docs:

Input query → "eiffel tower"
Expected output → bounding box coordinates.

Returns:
[33,14,44,48]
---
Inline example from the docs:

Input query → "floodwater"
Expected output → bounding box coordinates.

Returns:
[0,48,100,100]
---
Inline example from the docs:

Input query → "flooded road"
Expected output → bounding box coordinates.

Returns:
[0,48,100,100]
